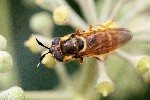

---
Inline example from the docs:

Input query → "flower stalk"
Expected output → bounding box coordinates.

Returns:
[25,90,70,100]
[98,0,112,22]
[119,0,150,25]
[36,0,89,30]
[36,0,58,12]
[108,0,126,20]
[116,50,150,76]
[77,0,98,24]
[55,63,74,90]
[96,62,114,97]
[78,58,98,95]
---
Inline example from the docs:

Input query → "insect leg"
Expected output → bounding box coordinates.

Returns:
[89,25,93,31]
[97,20,115,29]
[103,20,114,28]
[79,57,83,64]
[96,24,105,28]
[94,56,108,62]
[76,29,81,34]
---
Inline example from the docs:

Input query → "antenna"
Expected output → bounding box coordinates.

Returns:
[37,62,41,67]
[36,51,51,67]
[32,34,52,67]
[32,34,50,49]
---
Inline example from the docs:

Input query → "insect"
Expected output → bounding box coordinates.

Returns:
[35,21,133,64]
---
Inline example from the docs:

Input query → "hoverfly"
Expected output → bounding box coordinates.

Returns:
[35,21,133,64]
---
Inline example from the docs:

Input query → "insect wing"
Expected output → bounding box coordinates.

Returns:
[79,28,132,56]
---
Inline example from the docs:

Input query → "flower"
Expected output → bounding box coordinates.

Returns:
[53,6,70,25]
[24,34,52,53]
[24,35,38,53]
[29,12,54,36]
[41,50,56,68]
[0,51,13,73]
[137,56,150,75]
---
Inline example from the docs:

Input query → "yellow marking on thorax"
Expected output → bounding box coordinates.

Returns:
[76,36,87,53]
[60,34,71,41]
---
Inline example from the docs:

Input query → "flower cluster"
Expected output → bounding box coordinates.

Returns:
[0,34,25,99]
[24,0,150,99]
[0,86,25,100]
[0,35,13,73]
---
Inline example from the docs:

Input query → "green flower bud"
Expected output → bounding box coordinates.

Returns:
[137,56,150,75]
[0,51,13,73]
[0,86,25,100]
[0,35,7,50]
[41,50,56,68]
[53,6,70,25]
[29,12,54,36]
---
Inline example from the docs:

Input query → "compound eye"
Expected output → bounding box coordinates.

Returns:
[54,51,63,62]
[52,37,60,45]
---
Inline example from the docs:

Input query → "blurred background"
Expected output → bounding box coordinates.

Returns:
[0,0,150,100]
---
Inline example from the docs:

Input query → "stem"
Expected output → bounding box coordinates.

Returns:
[98,0,112,23]
[36,0,58,12]
[55,63,74,90]
[77,0,98,24]
[115,50,137,67]
[78,58,98,95]
[25,91,70,100]
[86,0,98,24]
[118,0,148,26]
[116,50,148,69]
[108,0,125,20]
[131,22,150,34]
[55,0,89,30]
[133,34,150,42]
[97,62,112,83]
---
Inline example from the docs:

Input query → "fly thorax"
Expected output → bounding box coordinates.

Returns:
[61,38,84,55]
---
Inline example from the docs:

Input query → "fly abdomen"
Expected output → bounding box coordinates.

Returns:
[109,28,133,50]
